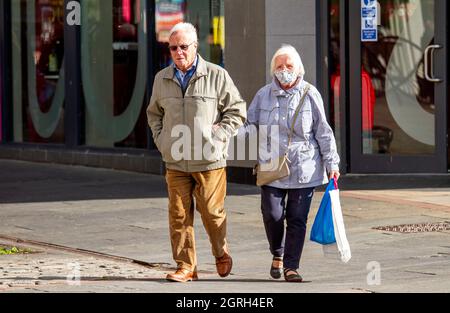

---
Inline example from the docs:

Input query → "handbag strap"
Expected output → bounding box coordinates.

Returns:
[287,84,311,148]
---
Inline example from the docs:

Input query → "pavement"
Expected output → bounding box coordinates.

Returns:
[1,159,450,293]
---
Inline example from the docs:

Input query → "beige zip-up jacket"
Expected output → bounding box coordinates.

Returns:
[147,55,247,172]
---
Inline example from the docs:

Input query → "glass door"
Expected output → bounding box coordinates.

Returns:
[348,0,448,173]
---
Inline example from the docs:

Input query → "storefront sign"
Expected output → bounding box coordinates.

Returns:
[361,0,378,42]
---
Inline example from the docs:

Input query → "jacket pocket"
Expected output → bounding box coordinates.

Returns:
[297,146,321,183]
[159,129,176,163]
[186,95,218,125]
[258,106,279,126]
[200,131,227,162]
[300,109,313,133]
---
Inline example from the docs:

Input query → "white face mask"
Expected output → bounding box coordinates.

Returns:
[274,70,298,86]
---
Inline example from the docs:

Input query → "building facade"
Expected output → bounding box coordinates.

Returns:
[0,0,448,182]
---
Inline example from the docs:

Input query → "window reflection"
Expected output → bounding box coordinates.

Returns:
[81,0,147,148]
[113,0,148,149]
[329,0,342,156]
[155,0,225,70]
[362,0,435,155]
[12,0,65,144]
[10,0,225,149]
[0,65,2,141]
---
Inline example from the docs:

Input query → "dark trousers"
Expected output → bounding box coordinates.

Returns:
[261,185,315,270]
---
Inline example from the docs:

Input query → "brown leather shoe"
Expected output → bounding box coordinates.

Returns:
[166,268,198,282]
[215,252,233,277]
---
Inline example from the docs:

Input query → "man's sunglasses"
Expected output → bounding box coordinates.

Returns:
[168,42,196,52]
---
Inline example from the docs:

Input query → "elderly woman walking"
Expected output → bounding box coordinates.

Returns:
[243,44,340,282]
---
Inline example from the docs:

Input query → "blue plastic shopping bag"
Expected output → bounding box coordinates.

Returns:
[310,179,337,244]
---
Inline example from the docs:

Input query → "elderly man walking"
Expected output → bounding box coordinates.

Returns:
[147,22,246,282]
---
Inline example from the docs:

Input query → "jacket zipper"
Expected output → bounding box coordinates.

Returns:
[182,84,188,172]
[181,74,204,172]
[183,76,201,172]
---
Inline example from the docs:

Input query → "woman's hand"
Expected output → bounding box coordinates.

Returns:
[329,170,340,181]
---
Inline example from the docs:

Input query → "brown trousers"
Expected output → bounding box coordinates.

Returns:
[165,167,228,271]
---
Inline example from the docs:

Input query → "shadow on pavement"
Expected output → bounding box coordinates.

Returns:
[1,159,449,204]
[0,160,260,204]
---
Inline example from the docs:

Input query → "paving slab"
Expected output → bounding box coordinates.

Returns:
[1,159,450,293]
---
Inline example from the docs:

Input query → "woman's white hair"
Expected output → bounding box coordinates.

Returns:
[169,22,198,43]
[270,44,305,78]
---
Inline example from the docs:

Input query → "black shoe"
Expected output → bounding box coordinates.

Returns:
[283,268,303,282]
[270,256,283,279]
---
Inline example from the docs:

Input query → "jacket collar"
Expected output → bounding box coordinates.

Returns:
[163,54,208,81]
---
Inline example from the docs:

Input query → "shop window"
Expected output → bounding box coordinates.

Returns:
[11,0,65,144]
[155,0,225,69]
[329,0,342,156]
[0,65,2,142]
[81,0,147,148]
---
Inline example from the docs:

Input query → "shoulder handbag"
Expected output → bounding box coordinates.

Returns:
[254,84,311,186]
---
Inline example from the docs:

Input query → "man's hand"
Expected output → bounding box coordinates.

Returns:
[212,124,220,132]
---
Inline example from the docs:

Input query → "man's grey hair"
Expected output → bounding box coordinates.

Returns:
[169,22,198,43]
[270,44,305,78]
